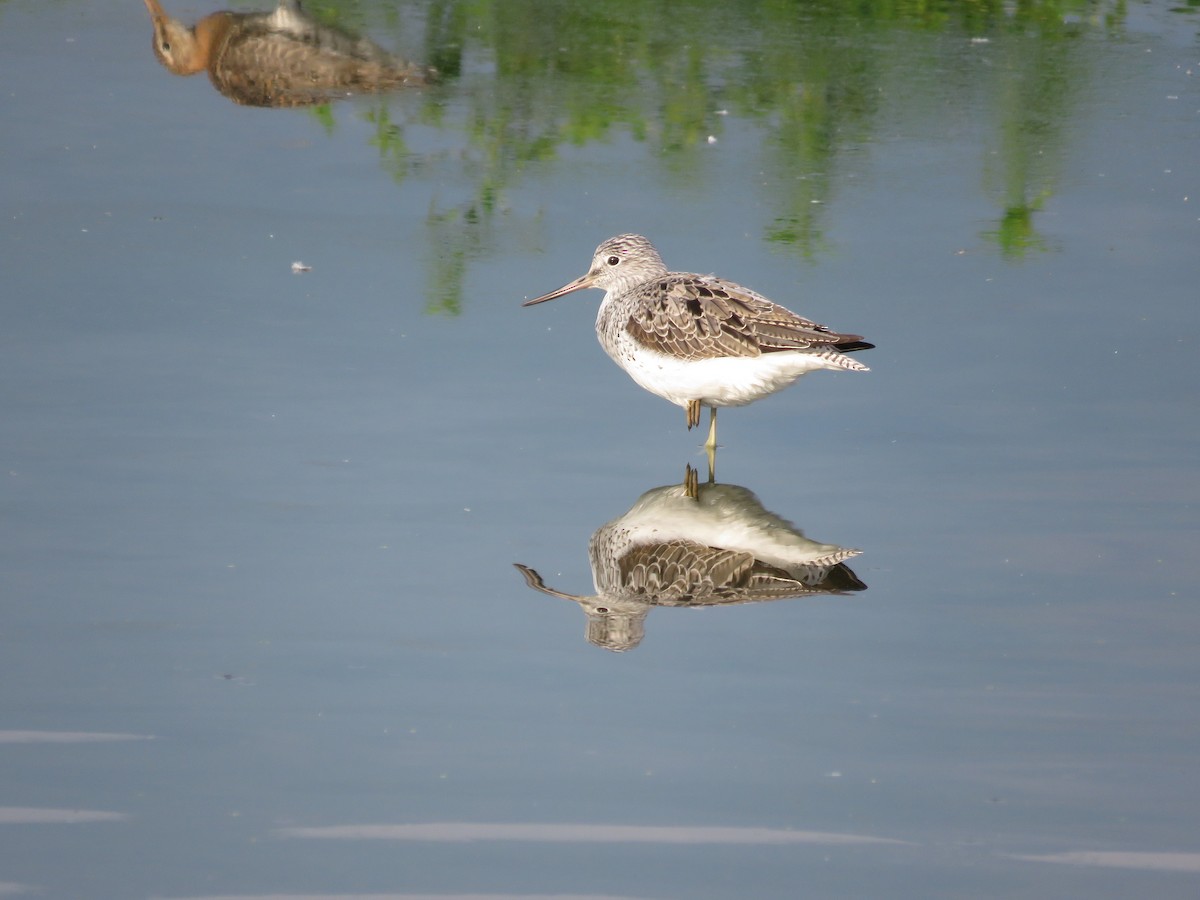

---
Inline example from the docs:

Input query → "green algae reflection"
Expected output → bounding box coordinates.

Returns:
[293,0,1127,310]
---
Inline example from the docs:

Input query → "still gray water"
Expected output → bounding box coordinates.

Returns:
[1,0,1198,897]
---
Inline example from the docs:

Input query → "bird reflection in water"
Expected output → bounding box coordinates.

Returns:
[143,0,433,107]
[516,465,866,652]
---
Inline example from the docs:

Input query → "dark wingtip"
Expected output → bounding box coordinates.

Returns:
[836,340,875,353]
[824,563,868,592]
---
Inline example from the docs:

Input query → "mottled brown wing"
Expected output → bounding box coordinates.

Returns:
[625,274,868,360]
[617,540,820,604]
[213,28,422,107]
[618,540,754,598]
[211,31,337,106]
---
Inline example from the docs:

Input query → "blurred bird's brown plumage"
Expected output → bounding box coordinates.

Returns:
[143,0,433,107]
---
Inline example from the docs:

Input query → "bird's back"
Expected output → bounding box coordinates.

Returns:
[605,271,872,365]
[210,9,431,106]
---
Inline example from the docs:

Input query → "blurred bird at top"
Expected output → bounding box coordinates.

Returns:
[143,0,434,107]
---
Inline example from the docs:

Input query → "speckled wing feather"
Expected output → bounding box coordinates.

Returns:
[615,540,834,605]
[624,274,870,362]
[211,18,426,107]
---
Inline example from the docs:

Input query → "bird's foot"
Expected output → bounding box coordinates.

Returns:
[684,464,699,499]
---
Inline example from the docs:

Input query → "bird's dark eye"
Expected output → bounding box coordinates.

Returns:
[606,255,620,266]
[161,41,171,52]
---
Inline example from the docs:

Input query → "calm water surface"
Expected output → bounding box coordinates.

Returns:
[1,0,1198,897]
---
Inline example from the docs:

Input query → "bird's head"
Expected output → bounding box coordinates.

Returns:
[144,0,204,76]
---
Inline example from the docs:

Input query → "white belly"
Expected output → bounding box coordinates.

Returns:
[600,328,841,409]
